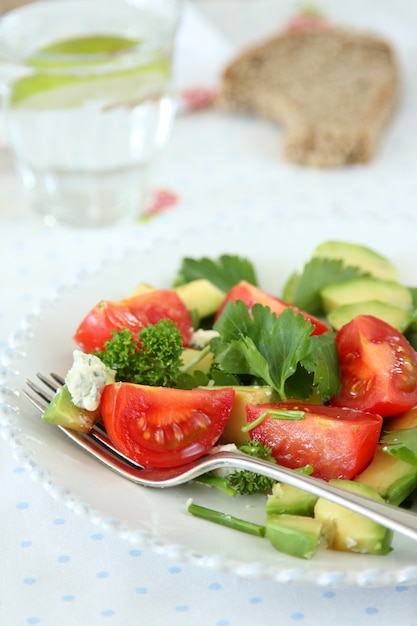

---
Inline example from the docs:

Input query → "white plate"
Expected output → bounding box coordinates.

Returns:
[2,212,417,588]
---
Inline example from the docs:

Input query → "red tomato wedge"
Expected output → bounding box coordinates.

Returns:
[100,383,235,468]
[246,402,383,480]
[73,290,193,353]
[330,315,417,417]
[215,281,329,335]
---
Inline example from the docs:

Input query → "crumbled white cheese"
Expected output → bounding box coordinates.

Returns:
[190,328,219,349]
[65,350,112,411]
[345,536,358,549]
[210,443,238,455]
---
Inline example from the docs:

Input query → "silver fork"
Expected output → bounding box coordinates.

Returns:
[23,373,417,544]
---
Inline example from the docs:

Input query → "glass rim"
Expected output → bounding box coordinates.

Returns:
[0,0,182,66]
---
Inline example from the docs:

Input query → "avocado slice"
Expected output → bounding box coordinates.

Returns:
[313,241,398,281]
[130,281,156,297]
[181,347,213,374]
[320,277,412,314]
[354,445,417,506]
[314,479,393,555]
[266,482,318,516]
[42,384,100,432]
[174,279,226,319]
[266,513,322,559]
[130,279,226,321]
[219,386,277,446]
[385,407,417,431]
[327,300,411,331]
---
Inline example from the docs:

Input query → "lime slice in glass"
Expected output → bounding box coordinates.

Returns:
[29,34,141,68]
[10,34,170,110]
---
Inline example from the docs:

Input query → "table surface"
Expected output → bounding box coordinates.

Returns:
[1,2,417,625]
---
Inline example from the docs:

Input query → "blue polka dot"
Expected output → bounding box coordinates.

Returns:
[62,595,75,602]
[20,540,32,548]
[17,502,29,510]
[58,555,70,563]
[13,466,25,474]
[291,613,305,621]
[365,607,378,615]
[208,582,222,590]
[23,578,36,585]
[129,549,142,557]
[96,571,109,579]
[168,566,181,574]
[53,518,66,525]
[175,606,189,613]
[249,597,262,604]
[91,533,104,541]
[101,609,115,617]
[27,619,40,625]
[135,587,148,594]
[395,585,409,592]
[216,621,230,626]
[323,591,336,598]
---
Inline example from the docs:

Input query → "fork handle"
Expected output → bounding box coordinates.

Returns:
[203,452,417,543]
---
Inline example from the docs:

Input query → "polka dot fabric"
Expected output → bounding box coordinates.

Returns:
[2,456,417,625]
[1,1,417,624]
[3,256,417,607]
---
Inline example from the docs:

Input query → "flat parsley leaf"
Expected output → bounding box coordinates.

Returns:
[381,428,417,466]
[285,258,366,315]
[173,254,258,291]
[211,301,339,401]
[301,332,341,401]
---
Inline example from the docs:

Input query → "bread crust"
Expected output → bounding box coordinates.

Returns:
[218,28,399,167]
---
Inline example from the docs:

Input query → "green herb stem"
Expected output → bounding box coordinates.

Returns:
[194,475,238,497]
[181,344,213,373]
[187,502,266,537]
[242,409,305,432]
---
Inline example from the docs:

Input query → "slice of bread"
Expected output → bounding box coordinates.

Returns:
[217,27,398,167]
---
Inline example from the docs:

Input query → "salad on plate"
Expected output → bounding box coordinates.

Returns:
[40,240,417,561]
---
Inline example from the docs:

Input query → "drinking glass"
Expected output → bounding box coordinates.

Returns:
[0,0,181,227]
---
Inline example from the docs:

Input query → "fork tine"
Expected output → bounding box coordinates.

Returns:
[25,375,144,470]
[22,389,49,413]
[50,372,65,386]
[26,379,55,403]
[36,372,62,393]
[89,425,144,468]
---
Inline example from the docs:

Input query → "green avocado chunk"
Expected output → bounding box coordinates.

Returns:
[266,513,322,559]
[266,482,318,516]
[314,480,393,555]
[175,279,226,319]
[327,300,411,331]
[219,385,277,446]
[354,445,417,506]
[313,241,398,281]
[42,384,100,432]
[320,277,412,314]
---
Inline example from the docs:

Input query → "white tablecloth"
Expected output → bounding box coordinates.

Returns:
[1,2,417,624]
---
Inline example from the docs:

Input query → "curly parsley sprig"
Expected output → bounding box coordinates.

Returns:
[94,320,197,388]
